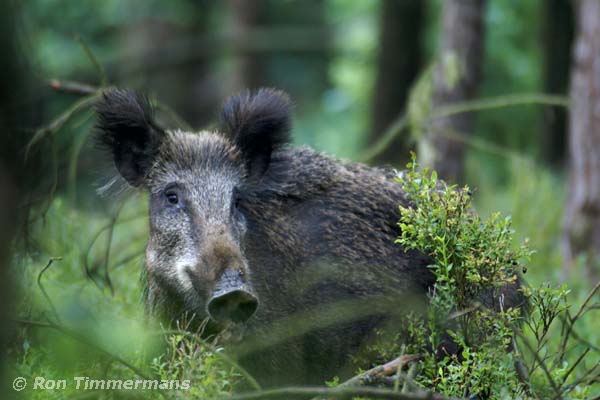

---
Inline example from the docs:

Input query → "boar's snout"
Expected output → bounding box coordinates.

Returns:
[207,269,258,323]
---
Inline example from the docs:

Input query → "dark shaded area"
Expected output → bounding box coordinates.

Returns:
[541,0,574,167]
[0,2,37,396]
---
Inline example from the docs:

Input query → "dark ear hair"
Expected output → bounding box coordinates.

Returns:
[95,89,164,186]
[220,88,292,179]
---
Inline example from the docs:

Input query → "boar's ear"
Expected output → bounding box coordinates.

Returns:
[220,88,291,180]
[95,89,164,186]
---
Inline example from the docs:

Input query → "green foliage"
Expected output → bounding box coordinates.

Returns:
[395,153,528,398]
[152,334,239,398]
[518,282,600,399]
[9,196,241,399]
[397,153,531,313]
[387,154,600,399]
[325,375,340,388]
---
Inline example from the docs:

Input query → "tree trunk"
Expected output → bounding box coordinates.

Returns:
[228,0,330,103]
[0,1,32,393]
[425,0,487,183]
[119,1,218,128]
[542,0,574,167]
[561,0,600,282]
[229,0,268,91]
[369,0,425,166]
[180,0,220,127]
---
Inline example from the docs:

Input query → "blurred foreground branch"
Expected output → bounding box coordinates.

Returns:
[224,386,454,400]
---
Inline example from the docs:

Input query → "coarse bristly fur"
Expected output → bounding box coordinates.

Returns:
[94,87,521,388]
[220,88,292,180]
[95,89,165,186]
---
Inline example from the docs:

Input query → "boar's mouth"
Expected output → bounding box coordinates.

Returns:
[206,268,259,324]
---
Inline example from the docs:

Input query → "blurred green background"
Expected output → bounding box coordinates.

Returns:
[2,0,598,398]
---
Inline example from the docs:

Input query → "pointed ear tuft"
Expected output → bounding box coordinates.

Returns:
[220,88,292,179]
[95,89,164,186]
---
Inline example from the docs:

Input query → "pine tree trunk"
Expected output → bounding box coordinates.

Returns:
[561,0,600,282]
[180,0,220,127]
[369,0,424,166]
[542,0,574,167]
[229,0,267,91]
[425,0,486,183]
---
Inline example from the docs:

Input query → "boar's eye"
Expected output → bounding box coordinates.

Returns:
[166,192,179,205]
[165,188,179,205]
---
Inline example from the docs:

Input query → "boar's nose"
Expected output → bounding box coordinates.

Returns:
[207,269,258,323]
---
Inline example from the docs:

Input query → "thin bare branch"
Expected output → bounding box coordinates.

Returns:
[25,93,99,159]
[513,328,562,398]
[559,280,600,361]
[48,79,98,95]
[37,257,63,323]
[74,34,108,86]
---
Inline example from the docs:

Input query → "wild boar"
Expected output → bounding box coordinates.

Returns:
[95,88,512,387]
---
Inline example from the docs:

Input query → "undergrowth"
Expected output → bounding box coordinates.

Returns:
[385,153,600,399]
[7,196,241,399]
[6,157,600,400]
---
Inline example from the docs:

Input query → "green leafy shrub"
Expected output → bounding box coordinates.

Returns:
[386,153,600,399]
[395,153,528,398]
